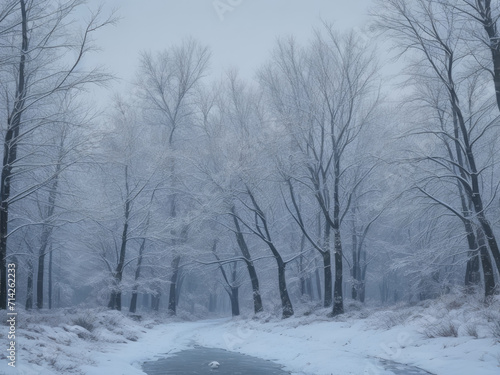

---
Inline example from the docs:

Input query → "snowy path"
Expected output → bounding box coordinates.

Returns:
[79,316,498,375]
[81,317,384,375]
[81,319,231,375]
[8,310,499,375]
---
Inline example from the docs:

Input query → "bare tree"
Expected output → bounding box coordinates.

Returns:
[231,207,264,313]
[373,0,500,296]
[436,0,500,112]
[136,38,210,315]
[77,96,163,311]
[260,26,380,315]
[194,72,265,315]
[210,240,243,316]
[0,0,113,309]
[231,186,295,319]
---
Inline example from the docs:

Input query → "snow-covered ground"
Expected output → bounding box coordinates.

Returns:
[2,293,500,375]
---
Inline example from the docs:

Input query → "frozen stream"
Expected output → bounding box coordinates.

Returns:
[142,346,435,375]
[142,346,290,374]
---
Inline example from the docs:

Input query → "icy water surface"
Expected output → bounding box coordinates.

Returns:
[142,346,435,375]
[142,346,291,374]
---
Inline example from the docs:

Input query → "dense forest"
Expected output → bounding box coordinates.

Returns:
[1,0,500,320]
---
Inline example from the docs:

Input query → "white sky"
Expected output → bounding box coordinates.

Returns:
[84,0,374,101]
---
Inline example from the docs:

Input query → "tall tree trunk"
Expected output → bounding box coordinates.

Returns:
[332,159,344,316]
[36,248,45,309]
[166,164,184,315]
[36,229,52,309]
[230,286,240,316]
[332,228,344,315]
[151,292,160,311]
[314,258,322,301]
[449,74,500,277]
[322,251,332,307]
[167,255,180,315]
[276,255,294,318]
[255,228,294,318]
[359,254,367,303]
[48,243,53,309]
[353,246,367,303]
[474,210,500,276]
[208,293,216,312]
[56,284,61,307]
[129,292,138,314]
[36,137,63,309]
[213,244,241,317]
[476,228,496,297]
[231,207,263,313]
[380,276,389,303]
[129,238,146,313]
[448,109,493,296]
[25,256,33,310]
[491,44,500,111]
[108,165,130,311]
[175,271,184,306]
[322,224,333,307]
[351,221,359,301]
[464,253,480,290]
[464,223,481,293]
[299,254,306,296]
[474,0,500,112]
[299,233,306,297]
[229,258,241,316]
[306,276,313,297]
[287,182,332,308]
[245,189,293,318]
[0,0,28,310]
[142,293,149,310]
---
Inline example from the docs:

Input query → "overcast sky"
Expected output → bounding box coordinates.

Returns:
[84,0,374,100]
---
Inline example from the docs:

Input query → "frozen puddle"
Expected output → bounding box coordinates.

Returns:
[142,346,435,375]
[142,346,291,374]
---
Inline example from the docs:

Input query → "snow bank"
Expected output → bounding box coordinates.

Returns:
[1,293,499,374]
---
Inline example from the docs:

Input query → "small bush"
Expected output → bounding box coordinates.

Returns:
[345,300,364,311]
[491,321,500,341]
[77,330,97,341]
[446,299,463,311]
[482,310,500,323]
[129,314,142,321]
[103,312,121,327]
[464,323,479,338]
[73,315,95,332]
[424,322,459,338]
[375,310,412,329]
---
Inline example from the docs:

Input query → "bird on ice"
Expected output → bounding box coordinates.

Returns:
[208,361,220,369]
